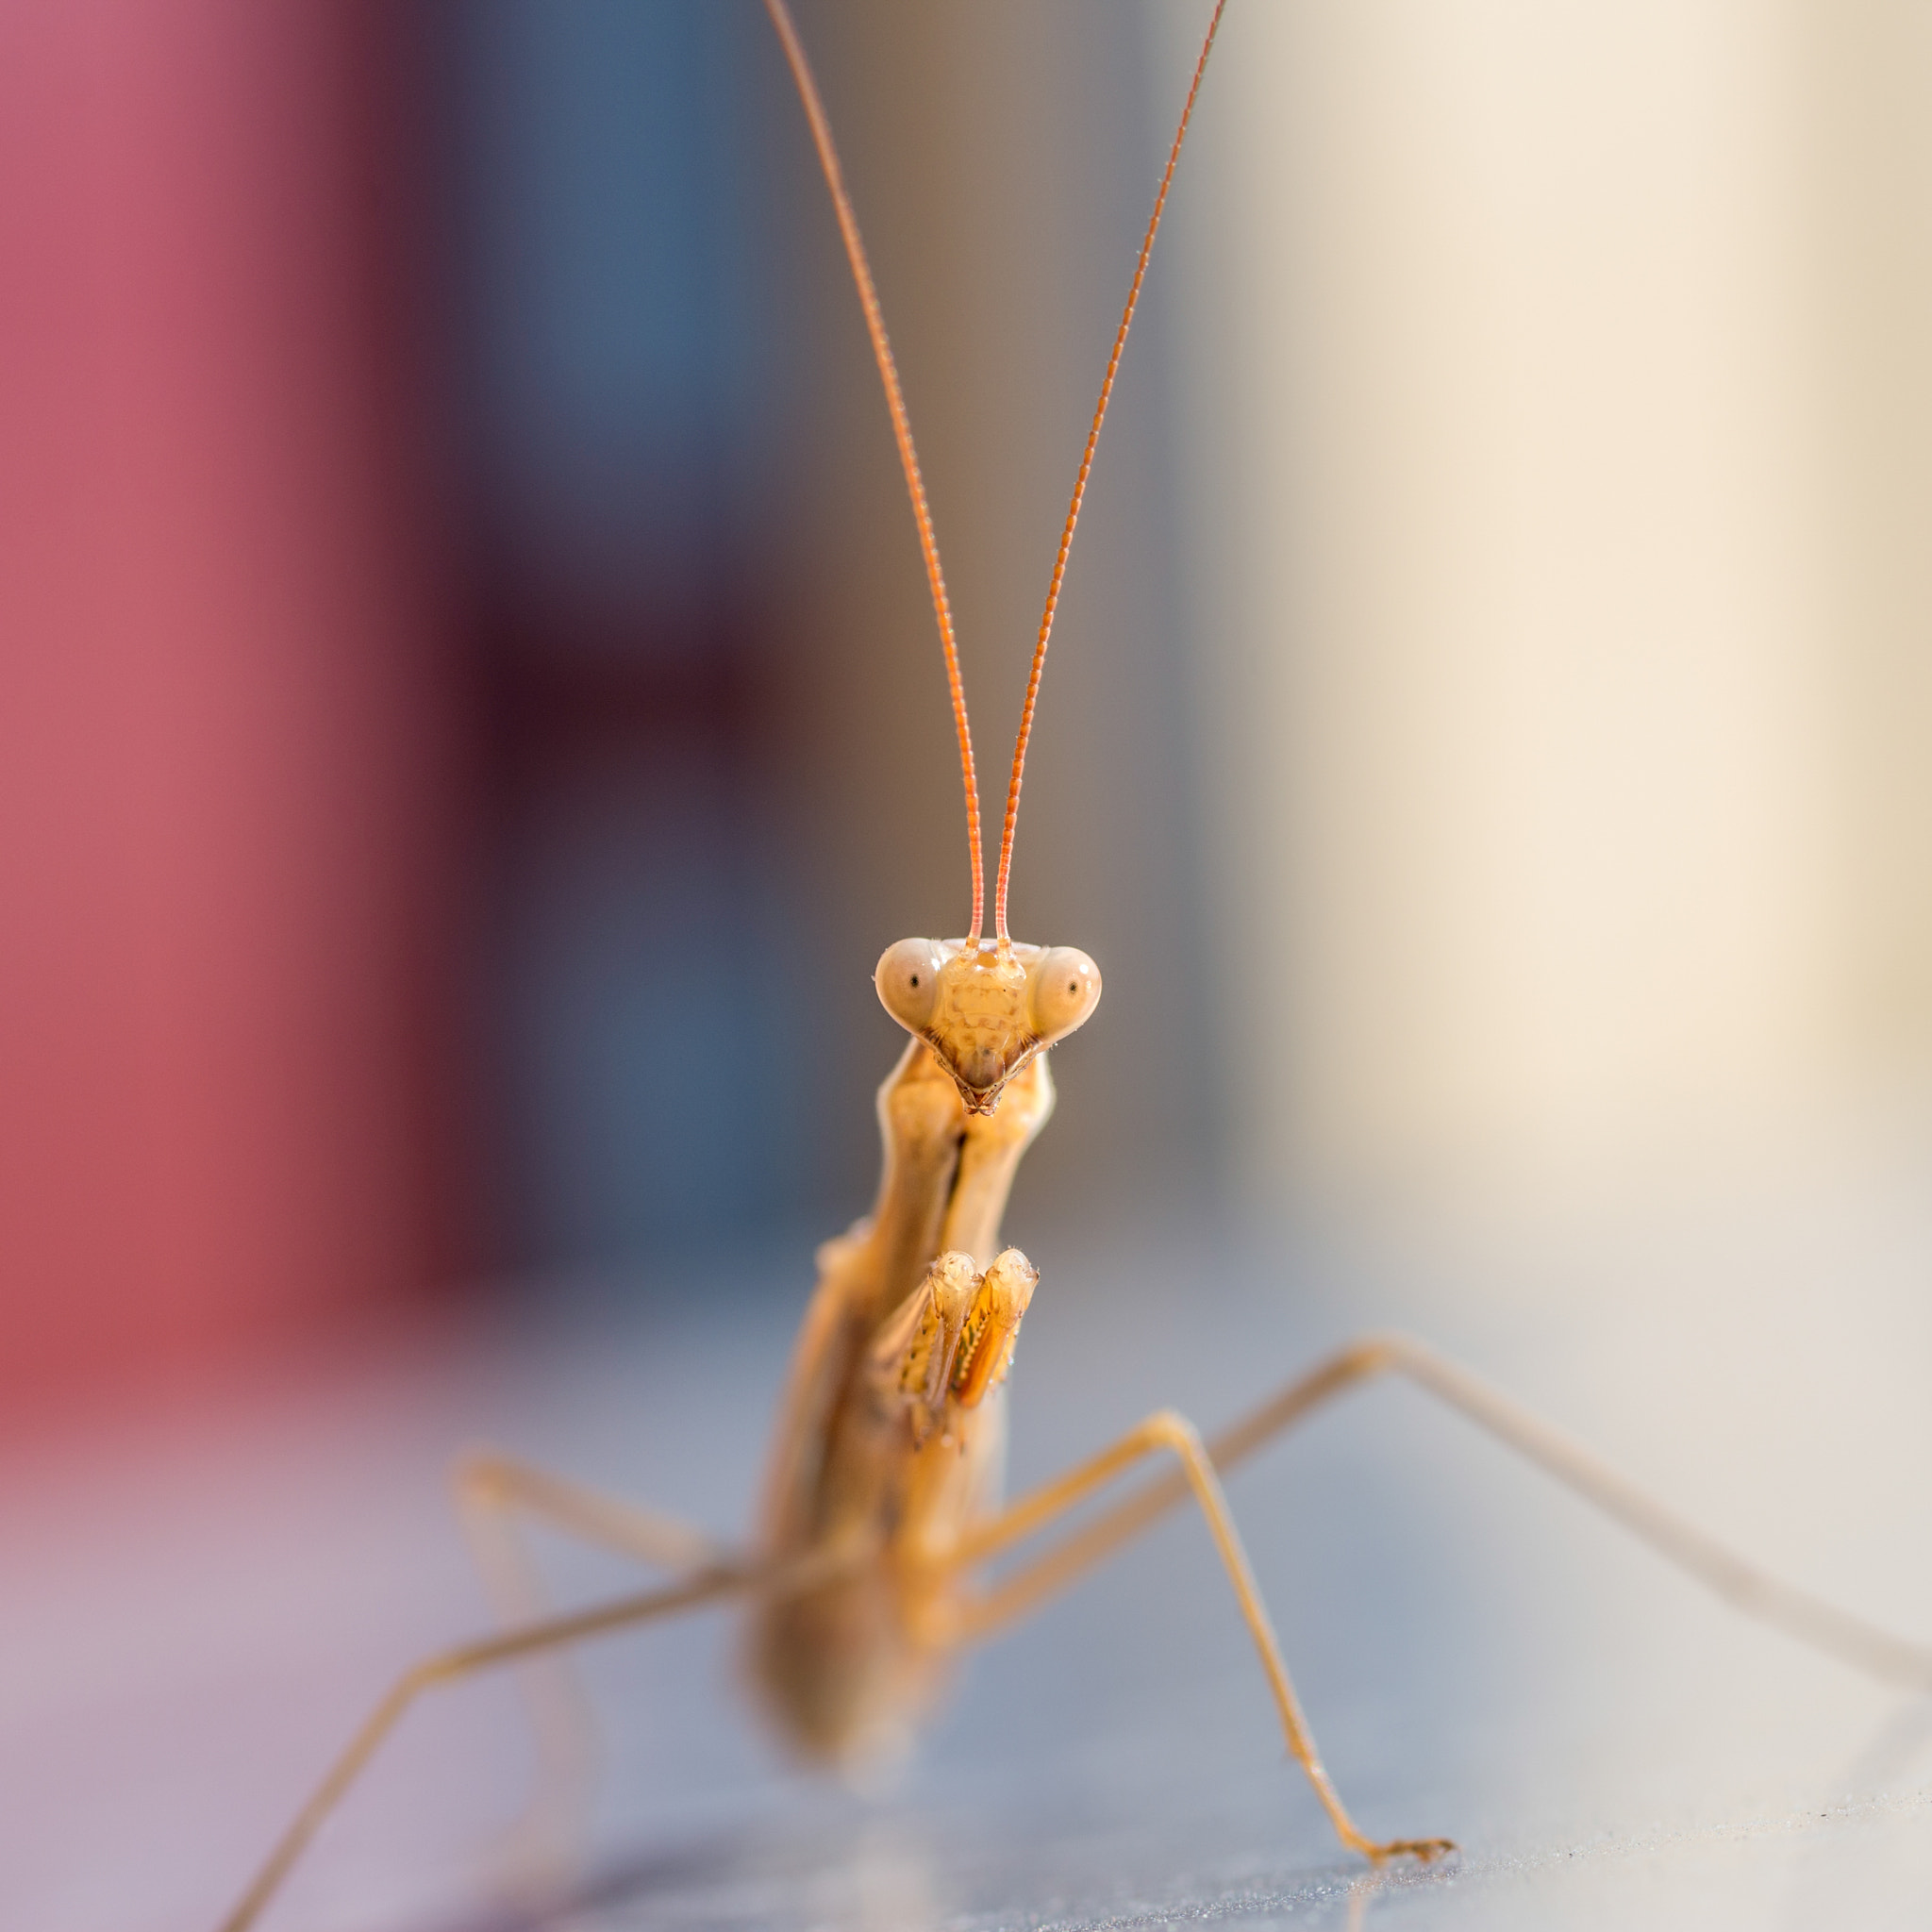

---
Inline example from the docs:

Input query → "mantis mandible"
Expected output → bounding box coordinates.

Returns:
[217,5,1932,1926]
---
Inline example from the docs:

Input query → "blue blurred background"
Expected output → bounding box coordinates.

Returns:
[444,0,824,1266]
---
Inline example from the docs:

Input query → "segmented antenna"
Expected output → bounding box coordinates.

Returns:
[993,0,1228,943]
[763,0,987,941]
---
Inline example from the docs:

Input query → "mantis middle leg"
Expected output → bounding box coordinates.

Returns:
[453,1452,734,1876]
[943,1407,1456,1863]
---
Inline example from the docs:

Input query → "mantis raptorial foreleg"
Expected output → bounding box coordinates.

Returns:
[941,1407,1455,1865]
[954,1334,1932,1693]
[454,1454,736,1884]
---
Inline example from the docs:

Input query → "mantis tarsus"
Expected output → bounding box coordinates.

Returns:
[217,4,1932,1926]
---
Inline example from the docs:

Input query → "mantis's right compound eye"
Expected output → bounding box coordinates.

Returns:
[875,937,945,1034]
[1028,945,1101,1042]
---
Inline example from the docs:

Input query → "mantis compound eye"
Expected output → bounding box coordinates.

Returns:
[1028,946,1101,1043]
[875,937,945,1033]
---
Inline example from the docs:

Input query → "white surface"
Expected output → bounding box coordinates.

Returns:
[7,1116,1932,1931]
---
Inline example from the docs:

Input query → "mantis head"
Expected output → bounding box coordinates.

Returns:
[874,937,1100,1114]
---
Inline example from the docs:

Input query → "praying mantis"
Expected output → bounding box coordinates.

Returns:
[216,5,1932,1928]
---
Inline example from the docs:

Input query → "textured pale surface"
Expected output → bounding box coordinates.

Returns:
[6,1119,1932,1931]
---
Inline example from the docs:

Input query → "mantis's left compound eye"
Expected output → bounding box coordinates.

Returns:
[1028,946,1101,1042]
[875,937,945,1034]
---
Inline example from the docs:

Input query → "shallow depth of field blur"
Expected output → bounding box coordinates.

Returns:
[7,4,1932,1930]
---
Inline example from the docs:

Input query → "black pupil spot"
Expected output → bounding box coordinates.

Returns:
[909,974,919,987]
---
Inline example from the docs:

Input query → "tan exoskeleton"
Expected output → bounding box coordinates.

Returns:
[217,6,1932,1927]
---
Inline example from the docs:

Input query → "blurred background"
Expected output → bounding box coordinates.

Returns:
[1170,0,1932,1219]
[5,2,1932,1928]
[10,0,1932,1411]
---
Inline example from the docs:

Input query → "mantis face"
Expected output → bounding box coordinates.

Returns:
[875,936,1101,1114]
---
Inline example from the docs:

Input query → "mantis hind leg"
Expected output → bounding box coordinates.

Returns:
[958,1333,1932,1693]
[452,1453,733,1890]
[940,1332,1932,1865]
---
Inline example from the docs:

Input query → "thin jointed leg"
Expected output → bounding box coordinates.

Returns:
[947,1408,1454,1865]
[453,1453,733,1883]
[216,1562,754,1932]
[456,1452,727,1574]
[960,1332,1932,1692]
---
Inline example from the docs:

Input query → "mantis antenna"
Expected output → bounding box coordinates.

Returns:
[762,0,988,941]
[768,0,1228,946]
[993,0,1229,943]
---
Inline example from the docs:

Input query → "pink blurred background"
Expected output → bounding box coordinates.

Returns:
[0,3,464,1414]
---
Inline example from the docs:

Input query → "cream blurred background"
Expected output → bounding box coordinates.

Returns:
[1164,0,1932,1216]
